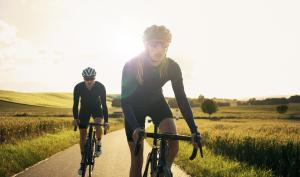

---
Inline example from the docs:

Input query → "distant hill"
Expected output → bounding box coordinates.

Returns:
[0,90,114,108]
[0,100,72,116]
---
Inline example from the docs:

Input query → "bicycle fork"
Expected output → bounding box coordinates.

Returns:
[143,145,159,177]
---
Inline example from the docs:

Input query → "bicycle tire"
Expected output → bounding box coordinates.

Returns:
[88,135,96,177]
[82,143,90,177]
[84,138,92,177]
[81,154,87,177]
[88,150,93,177]
[162,165,172,177]
[143,151,153,177]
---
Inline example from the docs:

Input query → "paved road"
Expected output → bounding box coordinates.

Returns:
[15,128,190,177]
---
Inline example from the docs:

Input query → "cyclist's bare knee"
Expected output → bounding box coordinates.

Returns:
[159,118,177,134]
[94,118,103,139]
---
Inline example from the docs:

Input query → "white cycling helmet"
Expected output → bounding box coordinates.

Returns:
[82,67,96,78]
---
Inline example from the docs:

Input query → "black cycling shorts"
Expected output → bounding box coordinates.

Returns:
[125,99,173,142]
[78,108,103,129]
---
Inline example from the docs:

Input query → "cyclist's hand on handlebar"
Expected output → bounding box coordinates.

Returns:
[191,132,202,149]
[189,132,204,159]
[73,119,80,127]
[104,122,110,131]
[132,128,144,143]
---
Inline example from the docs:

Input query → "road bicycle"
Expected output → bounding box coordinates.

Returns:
[74,123,107,177]
[134,119,203,177]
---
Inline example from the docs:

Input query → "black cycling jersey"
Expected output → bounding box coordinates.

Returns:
[73,81,108,123]
[121,54,198,133]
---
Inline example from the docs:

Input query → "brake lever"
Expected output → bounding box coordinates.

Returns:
[104,124,108,135]
[189,147,198,160]
[189,133,204,160]
[134,131,144,156]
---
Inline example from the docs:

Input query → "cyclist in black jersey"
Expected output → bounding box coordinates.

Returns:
[121,25,201,177]
[73,67,109,175]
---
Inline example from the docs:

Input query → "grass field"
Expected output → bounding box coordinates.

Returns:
[175,143,273,177]
[0,117,124,177]
[0,117,72,143]
[173,119,300,177]
[1,89,299,177]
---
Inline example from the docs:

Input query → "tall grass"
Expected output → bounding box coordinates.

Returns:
[0,117,124,144]
[0,117,73,144]
[0,130,79,177]
[176,119,300,177]
[175,142,273,177]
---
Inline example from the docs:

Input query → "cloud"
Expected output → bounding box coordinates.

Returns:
[0,20,17,47]
[0,19,38,68]
[0,19,67,70]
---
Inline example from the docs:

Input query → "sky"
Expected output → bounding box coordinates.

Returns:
[0,0,299,99]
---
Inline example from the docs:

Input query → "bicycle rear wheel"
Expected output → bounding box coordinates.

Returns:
[162,166,172,177]
[82,138,91,177]
[88,138,95,177]
[81,145,89,177]
[81,155,87,177]
[88,154,93,177]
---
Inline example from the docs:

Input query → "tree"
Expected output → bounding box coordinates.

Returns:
[276,105,288,114]
[201,99,218,118]
[248,98,256,105]
[289,95,300,103]
[198,95,205,104]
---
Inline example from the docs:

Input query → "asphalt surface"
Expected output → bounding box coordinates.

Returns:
[15,128,190,177]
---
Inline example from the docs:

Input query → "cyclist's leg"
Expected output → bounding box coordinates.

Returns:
[149,100,178,167]
[125,105,146,177]
[79,110,91,157]
[92,109,104,141]
[158,118,178,165]
[128,141,144,177]
[94,118,103,141]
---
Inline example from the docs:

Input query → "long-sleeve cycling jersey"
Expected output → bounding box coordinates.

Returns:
[121,55,197,133]
[73,81,108,123]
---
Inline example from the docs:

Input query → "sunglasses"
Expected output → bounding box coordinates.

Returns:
[84,77,95,81]
[147,41,169,49]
